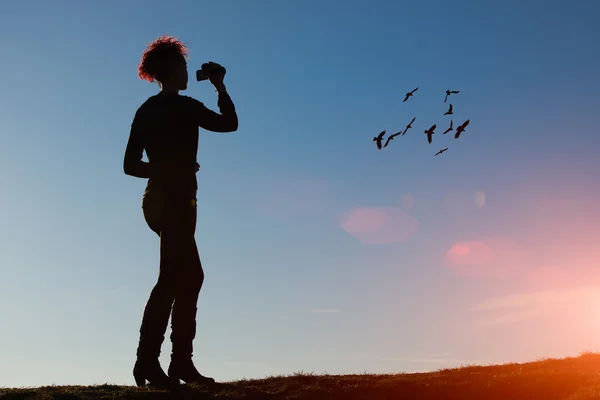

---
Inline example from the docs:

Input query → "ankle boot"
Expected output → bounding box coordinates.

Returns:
[168,357,215,385]
[134,331,179,388]
[133,357,180,388]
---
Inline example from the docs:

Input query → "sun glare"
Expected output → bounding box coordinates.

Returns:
[451,244,471,256]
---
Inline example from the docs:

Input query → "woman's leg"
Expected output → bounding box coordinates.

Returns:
[133,186,182,387]
[136,184,173,360]
[136,225,180,361]
[170,232,204,361]
[167,199,214,383]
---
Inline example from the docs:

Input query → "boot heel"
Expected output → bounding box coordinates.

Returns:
[134,372,146,387]
[133,359,179,389]
[133,371,146,386]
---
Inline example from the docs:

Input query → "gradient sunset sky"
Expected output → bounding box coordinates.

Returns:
[1,0,600,388]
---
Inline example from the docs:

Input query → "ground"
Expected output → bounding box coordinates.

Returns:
[3,352,600,399]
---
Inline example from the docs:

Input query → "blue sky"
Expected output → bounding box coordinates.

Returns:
[1,0,600,388]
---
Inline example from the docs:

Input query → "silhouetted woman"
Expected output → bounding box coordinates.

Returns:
[123,35,238,388]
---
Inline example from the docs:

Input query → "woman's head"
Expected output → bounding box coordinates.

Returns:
[138,35,189,91]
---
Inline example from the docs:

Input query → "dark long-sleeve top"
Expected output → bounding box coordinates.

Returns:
[123,90,237,198]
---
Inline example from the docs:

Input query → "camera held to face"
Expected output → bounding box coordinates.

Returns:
[196,62,226,82]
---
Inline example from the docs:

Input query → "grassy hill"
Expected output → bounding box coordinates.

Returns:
[3,352,600,400]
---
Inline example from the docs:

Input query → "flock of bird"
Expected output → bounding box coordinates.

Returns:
[373,88,471,156]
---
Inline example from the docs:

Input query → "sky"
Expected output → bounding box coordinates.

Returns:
[1,0,600,388]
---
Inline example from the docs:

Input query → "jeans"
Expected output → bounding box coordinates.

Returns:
[136,181,204,361]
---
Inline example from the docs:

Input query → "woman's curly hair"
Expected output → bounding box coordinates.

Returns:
[138,35,189,83]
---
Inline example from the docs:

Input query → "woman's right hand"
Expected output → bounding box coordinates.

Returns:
[202,61,226,88]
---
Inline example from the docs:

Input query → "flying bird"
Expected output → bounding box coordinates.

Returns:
[442,120,453,134]
[403,87,419,102]
[373,130,386,149]
[384,131,403,148]
[454,119,470,139]
[424,124,436,144]
[402,117,416,135]
[444,90,460,103]
[435,148,448,156]
[444,104,453,115]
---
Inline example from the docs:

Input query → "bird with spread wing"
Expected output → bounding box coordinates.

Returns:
[424,124,437,144]
[403,87,419,102]
[373,130,387,149]
[454,120,470,139]
[402,117,416,136]
[384,130,403,148]
[442,120,453,134]
[444,89,459,103]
